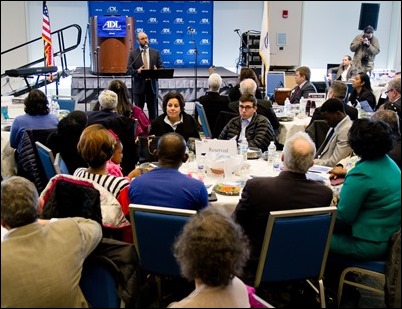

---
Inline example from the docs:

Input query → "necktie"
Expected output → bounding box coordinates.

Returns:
[142,49,148,69]
[316,128,335,158]
[290,86,300,102]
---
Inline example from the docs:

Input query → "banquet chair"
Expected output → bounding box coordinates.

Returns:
[35,141,57,181]
[305,120,330,149]
[336,228,401,307]
[53,152,70,174]
[80,257,122,308]
[254,206,337,308]
[129,204,196,305]
[212,110,237,138]
[336,259,386,307]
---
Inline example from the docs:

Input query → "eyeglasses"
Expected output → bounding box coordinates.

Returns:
[239,105,254,110]
[385,89,394,94]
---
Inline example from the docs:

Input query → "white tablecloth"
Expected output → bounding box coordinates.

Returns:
[180,157,338,215]
[276,116,311,145]
[180,158,279,215]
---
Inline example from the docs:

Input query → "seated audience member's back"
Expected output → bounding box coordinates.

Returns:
[168,207,250,308]
[86,90,137,175]
[197,73,231,131]
[9,89,59,149]
[1,176,102,308]
[232,132,333,282]
[129,132,209,210]
[47,110,88,174]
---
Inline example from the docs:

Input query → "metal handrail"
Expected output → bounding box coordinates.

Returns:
[1,24,81,78]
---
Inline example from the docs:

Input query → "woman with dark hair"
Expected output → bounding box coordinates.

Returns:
[330,118,401,260]
[46,110,88,174]
[9,89,59,148]
[149,92,200,141]
[74,124,135,216]
[347,71,377,110]
[108,79,151,136]
[168,207,250,308]
[228,67,263,102]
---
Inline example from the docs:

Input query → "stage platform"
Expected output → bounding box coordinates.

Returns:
[71,67,238,106]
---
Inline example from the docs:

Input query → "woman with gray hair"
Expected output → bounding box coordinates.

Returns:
[168,207,250,308]
[86,90,138,175]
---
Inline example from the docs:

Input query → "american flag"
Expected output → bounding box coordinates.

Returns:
[42,1,54,67]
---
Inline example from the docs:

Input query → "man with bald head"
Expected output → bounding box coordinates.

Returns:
[129,132,208,210]
[232,131,333,283]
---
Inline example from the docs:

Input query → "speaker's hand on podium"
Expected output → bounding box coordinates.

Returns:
[138,65,145,73]
[153,65,158,70]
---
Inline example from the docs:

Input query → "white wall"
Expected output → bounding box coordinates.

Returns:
[1,1,401,82]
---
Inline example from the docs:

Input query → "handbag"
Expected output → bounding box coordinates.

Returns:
[137,136,160,163]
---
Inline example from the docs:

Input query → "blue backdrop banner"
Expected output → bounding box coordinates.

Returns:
[87,1,213,68]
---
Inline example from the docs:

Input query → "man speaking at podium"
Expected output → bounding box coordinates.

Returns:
[127,31,164,120]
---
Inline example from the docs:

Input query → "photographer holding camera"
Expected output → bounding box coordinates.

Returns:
[350,25,380,74]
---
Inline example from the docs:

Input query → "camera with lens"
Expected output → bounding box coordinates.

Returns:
[362,55,369,64]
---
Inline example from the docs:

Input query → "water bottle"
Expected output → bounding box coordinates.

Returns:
[305,100,311,116]
[267,141,277,164]
[50,100,60,117]
[284,97,291,115]
[310,100,316,117]
[196,155,207,181]
[238,139,249,161]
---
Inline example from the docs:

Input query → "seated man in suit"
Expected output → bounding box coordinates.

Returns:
[289,66,317,103]
[129,132,208,211]
[232,131,333,283]
[314,98,353,167]
[327,55,358,83]
[196,72,231,134]
[228,78,280,133]
[306,81,358,148]
[379,77,401,130]
[219,93,275,152]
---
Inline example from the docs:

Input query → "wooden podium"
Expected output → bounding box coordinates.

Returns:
[90,16,134,75]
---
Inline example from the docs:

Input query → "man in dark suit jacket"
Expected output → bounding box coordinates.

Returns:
[232,131,333,283]
[289,66,317,103]
[126,31,164,121]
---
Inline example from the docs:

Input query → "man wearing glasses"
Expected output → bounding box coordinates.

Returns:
[126,31,164,121]
[218,93,274,152]
[379,77,401,128]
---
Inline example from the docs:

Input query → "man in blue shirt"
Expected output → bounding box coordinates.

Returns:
[129,132,209,210]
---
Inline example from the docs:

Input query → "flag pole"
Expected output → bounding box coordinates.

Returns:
[259,1,270,99]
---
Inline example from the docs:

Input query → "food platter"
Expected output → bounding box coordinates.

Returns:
[247,147,262,160]
[213,182,241,196]
[139,162,158,173]
[278,116,294,122]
